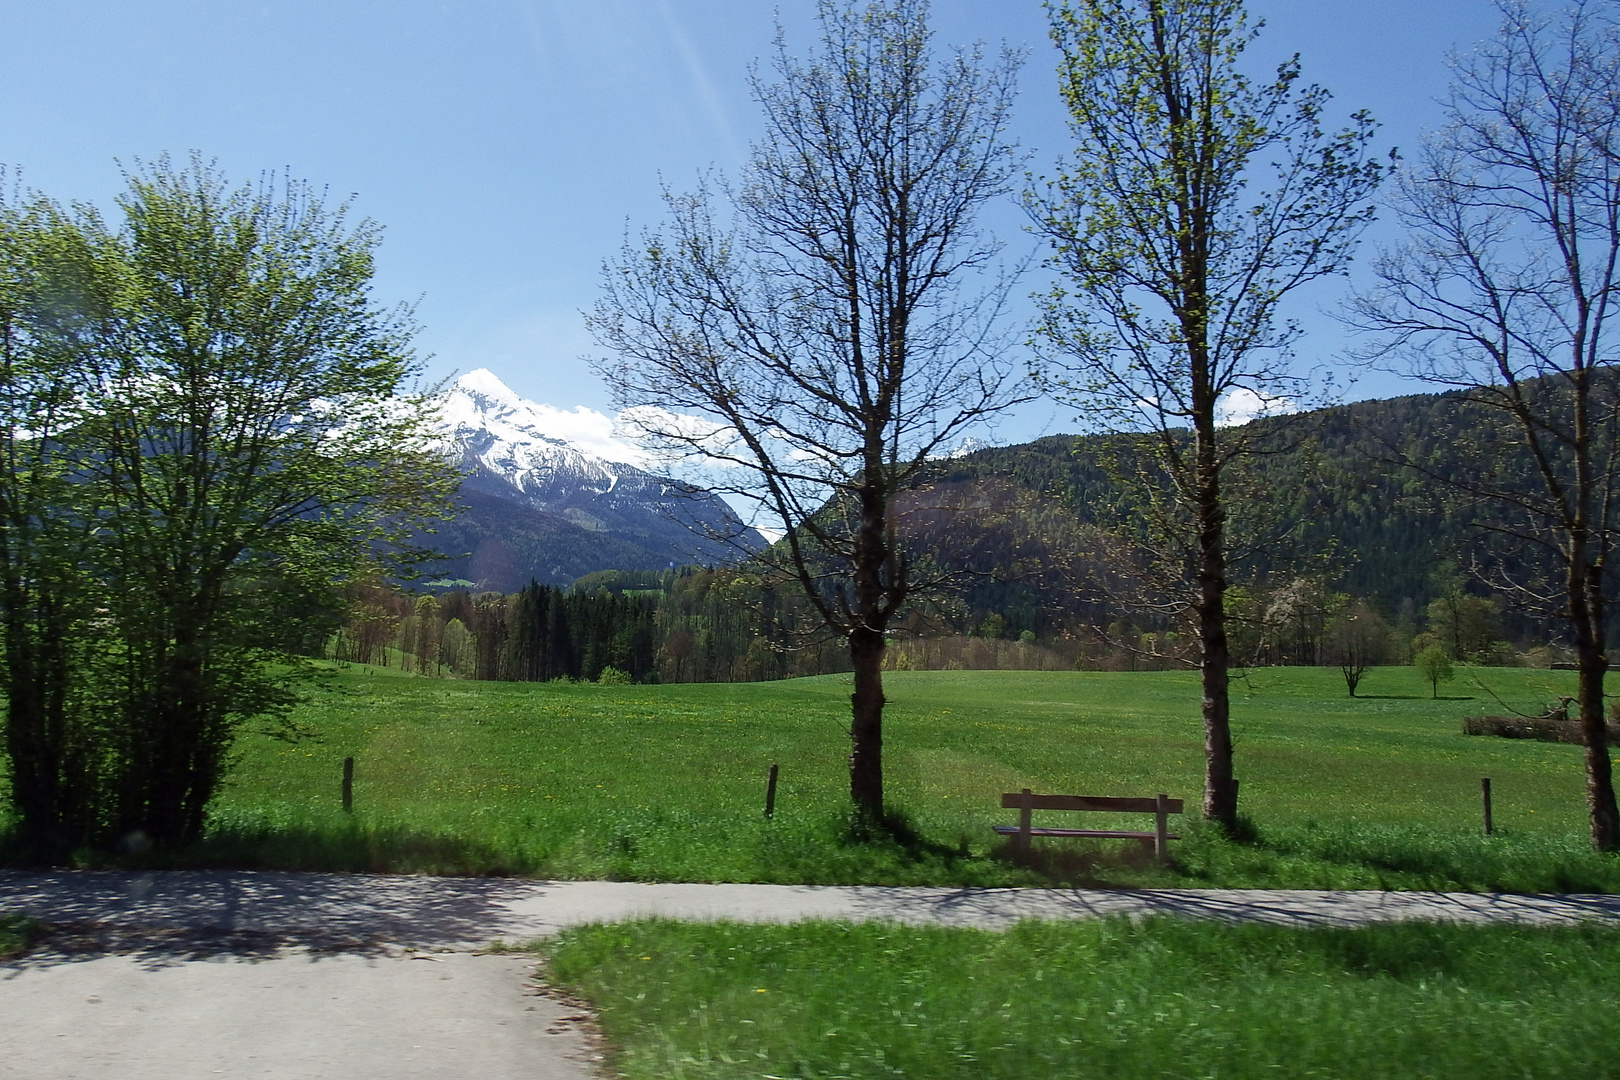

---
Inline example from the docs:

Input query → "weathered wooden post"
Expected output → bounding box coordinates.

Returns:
[1154,792,1170,864]
[1482,777,1493,836]
[765,763,779,818]
[342,756,354,812]
[1017,788,1034,854]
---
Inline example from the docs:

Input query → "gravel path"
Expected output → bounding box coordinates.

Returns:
[3,870,1618,1079]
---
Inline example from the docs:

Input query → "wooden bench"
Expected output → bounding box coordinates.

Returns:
[993,789,1183,863]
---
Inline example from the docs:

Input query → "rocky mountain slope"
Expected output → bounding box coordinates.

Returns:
[411,369,763,591]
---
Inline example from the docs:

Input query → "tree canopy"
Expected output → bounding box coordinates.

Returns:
[0,157,455,851]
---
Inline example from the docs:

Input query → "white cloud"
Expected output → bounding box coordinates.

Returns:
[1216,388,1297,428]
[615,403,741,462]
[531,402,651,466]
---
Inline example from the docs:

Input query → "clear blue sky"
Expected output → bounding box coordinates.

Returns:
[2,0,1505,443]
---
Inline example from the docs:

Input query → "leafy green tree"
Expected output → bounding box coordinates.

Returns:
[1425,593,1505,665]
[596,665,632,686]
[1028,0,1386,831]
[1346,0,1620,850]
[440,618,476,677]
[591,1,1024,821]
[1413,644,1455,700]
[0,158,455,849]
[412,595,442,676]
[0,190,119,850]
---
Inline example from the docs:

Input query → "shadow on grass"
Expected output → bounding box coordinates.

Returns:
[1196,819,1620,894]
[0,913,43,960]
[840,806,985,870]
[0,822,531,878]
[986,835,1167,888]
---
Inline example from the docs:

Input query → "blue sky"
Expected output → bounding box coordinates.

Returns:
[2,0,1506,445]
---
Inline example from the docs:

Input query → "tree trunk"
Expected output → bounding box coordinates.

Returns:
[1194,410,1238,833]
[1575,650,1617,851]
[1198,527,1237,832]
[1574,563,1619,852]
[849,624,886,820]
[847,474,891,823]
[4,635,62,849]
[3,592,88,851]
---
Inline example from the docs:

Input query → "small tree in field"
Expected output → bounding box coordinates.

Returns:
[591,0,1024,823]
[1414,645,1455,700]
[1326,599,1392,696]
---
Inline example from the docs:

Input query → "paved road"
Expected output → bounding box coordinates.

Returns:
[1,949,593,1080]
[4,870,1620,945]
[3,871,1619,1079]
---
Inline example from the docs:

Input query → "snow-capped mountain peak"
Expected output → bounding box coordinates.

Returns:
[420,369,762,591]
[442,368,642,468]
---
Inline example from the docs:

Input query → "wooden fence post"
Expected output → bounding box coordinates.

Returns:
[1482,777,1493,836]
[765,763,779,819]
[342,756,354,813]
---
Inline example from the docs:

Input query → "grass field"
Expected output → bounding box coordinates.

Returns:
[0,913,39,958]
[8,663,1618,890]
[544,917,1620,1080]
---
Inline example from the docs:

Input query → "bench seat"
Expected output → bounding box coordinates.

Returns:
[996,789,1184,863]
[992,825,1181,841]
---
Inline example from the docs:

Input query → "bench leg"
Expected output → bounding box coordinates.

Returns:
[1018,788,1033,855]
[1154,792,1169,865]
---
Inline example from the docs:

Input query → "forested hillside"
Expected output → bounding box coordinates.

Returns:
[332,385,1575,683]
[923,387,1547,641]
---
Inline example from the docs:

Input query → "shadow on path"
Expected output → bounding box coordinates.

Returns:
[0,870,544,968]
[842,885,1620,929]
[4,870,1619,971]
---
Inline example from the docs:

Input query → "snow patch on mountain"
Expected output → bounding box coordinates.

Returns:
[423,369,765,589]
[441,368,653,473]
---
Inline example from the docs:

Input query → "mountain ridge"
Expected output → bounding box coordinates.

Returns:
[410,369,764,591]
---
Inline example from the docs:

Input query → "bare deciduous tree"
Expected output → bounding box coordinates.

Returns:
[1346,0,1620,851]
[1326,598,1392,697]
[589,0,1025,822]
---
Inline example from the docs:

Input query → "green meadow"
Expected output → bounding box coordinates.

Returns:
[13,662,1592,891]
[544,917,1620,1080]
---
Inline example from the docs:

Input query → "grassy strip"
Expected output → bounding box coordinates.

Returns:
[0,913,42,958]
[545,917,1620,1080]
[5,666,1617,889]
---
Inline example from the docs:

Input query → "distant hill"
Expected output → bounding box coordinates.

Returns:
[913,386,1543,635]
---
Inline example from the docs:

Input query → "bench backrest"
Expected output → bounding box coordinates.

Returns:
[1000,792,1184,814]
